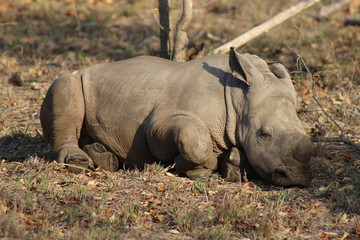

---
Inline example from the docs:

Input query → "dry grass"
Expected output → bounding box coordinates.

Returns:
[0,0,359,239]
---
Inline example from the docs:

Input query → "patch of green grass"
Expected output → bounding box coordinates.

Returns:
[208,224,231,240]
[191,181,207,194]
[176,208,197,232]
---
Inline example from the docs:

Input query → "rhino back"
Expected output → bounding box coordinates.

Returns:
[80,55,230,160]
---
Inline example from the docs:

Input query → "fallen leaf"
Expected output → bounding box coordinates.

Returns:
[143,222,152,228]
[0,205,8,213]
[308,203,330,214]
[64,9,75,16]
[353,160,360,167]
[150,195,157,201]
[165,172,176,177]
[109,214,116,223]
[338,185,354,192]
[338,213,348,223]
[339,153,352,162]
[87,180,98,188]
[168,229,180,234]
[157,186,165,192]
[242,182,257,192]
[335,167,344,176]
[319,231,337,239]
[152,214,164,223]
[236,221,252,230]
[338,232,350,240]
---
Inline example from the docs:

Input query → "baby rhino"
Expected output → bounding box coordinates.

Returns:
[40,48,313,187]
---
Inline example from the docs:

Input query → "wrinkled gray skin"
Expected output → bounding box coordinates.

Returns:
[40,48,313,187]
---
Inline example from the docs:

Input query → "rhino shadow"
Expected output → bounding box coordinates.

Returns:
[0,132,49,162]
[202,62,248,89]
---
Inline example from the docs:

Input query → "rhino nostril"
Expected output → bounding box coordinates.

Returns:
[272,168,288,180]
[294,149,312,163]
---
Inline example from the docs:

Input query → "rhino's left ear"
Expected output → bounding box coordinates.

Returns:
[229,47,263,85]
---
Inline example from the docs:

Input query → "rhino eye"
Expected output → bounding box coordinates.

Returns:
[261,130,271,138]
[258,126,272,143]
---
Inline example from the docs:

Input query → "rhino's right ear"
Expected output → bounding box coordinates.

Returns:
[268,63,291,80]
[229,47,263,86]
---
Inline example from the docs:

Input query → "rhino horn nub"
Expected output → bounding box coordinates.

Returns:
[293,134,313,163]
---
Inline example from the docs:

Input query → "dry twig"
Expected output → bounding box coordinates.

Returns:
[316,0,351,20]
[0,22,18,27]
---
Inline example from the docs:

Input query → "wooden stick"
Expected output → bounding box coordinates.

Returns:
[317,0,351,19]
[212,0,321,54]
[344,19,360,26]
[0,22,18,27]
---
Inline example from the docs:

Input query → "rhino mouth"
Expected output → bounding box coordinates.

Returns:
[270,165,313,187]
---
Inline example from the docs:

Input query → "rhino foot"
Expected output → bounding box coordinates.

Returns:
[185,167,212,180]
[174,153,214,180]
[51,144,95,173]
[83,143,119,171]
[66,154,94,173]
[221,162,241,182]
[221,147,241,182]
[220,147,259,182]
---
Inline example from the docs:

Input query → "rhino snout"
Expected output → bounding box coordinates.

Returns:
[271,163,313,187]
[274,135,313,187]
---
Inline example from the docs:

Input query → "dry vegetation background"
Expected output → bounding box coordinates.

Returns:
[0,0,359,239]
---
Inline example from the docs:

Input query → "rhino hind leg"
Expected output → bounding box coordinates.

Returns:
[40,74,94,172]
[83,142,119,171]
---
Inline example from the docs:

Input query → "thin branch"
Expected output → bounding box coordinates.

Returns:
[151,7,163,30]
[317,0,351,20]
[312,137,360,151]
[286,44,360,151]
[0,22,18,27]
[196,0,216,9]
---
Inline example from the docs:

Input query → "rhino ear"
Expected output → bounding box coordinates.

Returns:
[229,47,263,85]
[268,63,290,80]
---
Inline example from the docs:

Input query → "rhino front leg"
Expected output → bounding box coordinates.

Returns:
[220,147,259,182]
[221,147,241,182]
[148,114,217,180]
[40,74,94,172]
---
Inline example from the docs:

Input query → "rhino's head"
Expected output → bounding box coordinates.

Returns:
[226,48,313,187]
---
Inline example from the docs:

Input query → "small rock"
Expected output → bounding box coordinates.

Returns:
[9,72,25,86]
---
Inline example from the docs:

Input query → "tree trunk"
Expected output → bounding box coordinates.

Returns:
[158,0,170,59]
[172,0,192,62]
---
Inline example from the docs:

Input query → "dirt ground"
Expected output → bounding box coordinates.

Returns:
[0,0,359,239]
